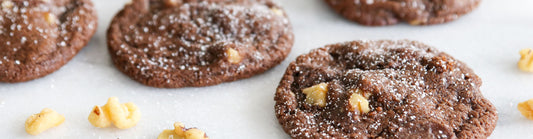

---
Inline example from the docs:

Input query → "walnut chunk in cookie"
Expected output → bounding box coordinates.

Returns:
[226,48,242,64]
[348,91,370,114]
[302,83,328,107]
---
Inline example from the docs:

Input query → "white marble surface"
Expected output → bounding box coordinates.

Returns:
[1,0,533,138]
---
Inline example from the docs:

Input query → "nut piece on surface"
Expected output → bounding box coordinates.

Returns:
[157,122,209,139]
[348,93,370,114]
[25,108,65,135]
[518,99,533,120]
[226,48,242,64]
[271,8,284,16]
[518,48,533,72]
[1,0,14,9]
[302,83,328,107]
[88,97,140,129]
[88,105,112,128]
[44,12,57,25]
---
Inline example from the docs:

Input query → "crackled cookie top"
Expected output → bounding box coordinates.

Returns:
[0,0,97,82]
[324,0,481,26]
[108,0,293,88]
[275,40,497,138]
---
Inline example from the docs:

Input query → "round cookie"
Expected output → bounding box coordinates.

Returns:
[0,0,97,82]
[324,0,481,26]
[275,40,497,138]
[108,0,294,88]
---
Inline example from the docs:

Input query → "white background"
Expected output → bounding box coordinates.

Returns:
[1,0,533,138]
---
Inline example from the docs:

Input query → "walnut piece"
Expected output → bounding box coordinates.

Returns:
[302,83,328,107]
[157,122,209,139]
[44,12,57,25]
[271,8,284,16]
[348,93,370,114]
[25,108,65,135]
[226,48,242,64]
[518,99,533,120]
[88,97,141,129]
[518,48,533,72]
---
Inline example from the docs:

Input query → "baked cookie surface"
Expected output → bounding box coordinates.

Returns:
[275,40,497,138]
[324,0,481,26]
[108,0,294,88]
[0,0,97,82]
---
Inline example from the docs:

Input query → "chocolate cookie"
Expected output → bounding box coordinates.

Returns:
[0,0,97,82]
[275,40,497,138]
[108,0,294,88]
[324,0,481,26]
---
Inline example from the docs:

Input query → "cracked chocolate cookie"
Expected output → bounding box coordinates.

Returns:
[0,0,97,82]
[108,0,294,88]
[324,0,481,26]
[275,40,497,138]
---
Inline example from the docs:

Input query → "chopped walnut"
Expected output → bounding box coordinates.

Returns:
[518,48,533,72]
[158,122,209,139]
[518,99,533,120]
[349,93,370,114]
[226,48,242,64]
[44,12,57,25]
[302,83,328,107]
[349,89,371,99]
[88,97,141,129]
[271,8,284,16]
[25,108,65,135]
